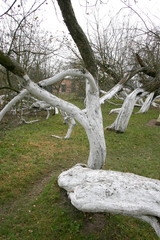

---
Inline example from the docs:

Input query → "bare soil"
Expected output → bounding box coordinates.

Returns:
[146,119,160,127]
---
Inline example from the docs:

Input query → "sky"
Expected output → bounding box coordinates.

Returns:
[41,0,160,35]
[0,0,160,62]
[0,0,160,35]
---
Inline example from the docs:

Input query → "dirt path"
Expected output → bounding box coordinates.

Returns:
[0,170,56,215]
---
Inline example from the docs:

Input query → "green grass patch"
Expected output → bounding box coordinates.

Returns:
[0,100,160,240]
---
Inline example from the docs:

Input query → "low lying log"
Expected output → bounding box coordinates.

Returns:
[58,164,160,237]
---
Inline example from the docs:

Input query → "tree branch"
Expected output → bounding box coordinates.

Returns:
[135,53,156,78]
[0,0,17,18]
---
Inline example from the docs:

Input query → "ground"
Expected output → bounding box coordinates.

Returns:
[0,110,108,238]
[146,119,160,126]
[0,102,159,240]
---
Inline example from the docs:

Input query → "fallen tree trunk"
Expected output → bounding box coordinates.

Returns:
[58,164,160,237]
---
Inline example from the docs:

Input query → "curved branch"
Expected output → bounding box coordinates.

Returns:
[52,113,76,139]
[0,89,28,121]
[22,75,88,127]
[100,68,144,104]
[0,86,20,93]
[0,50,97,122]
[40,69,98,92]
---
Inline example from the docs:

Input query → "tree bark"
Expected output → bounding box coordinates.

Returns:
[100,68,144,104]
[106,88,144,133]
[52,112,76,139]
[58,164,160,237]
[136,92,155,114]
[56,0,98,80]
[0,89,28,121]
[0,69,97,121]
[135,53,160,93]
[85,80,106,169]
[0,49,106,169]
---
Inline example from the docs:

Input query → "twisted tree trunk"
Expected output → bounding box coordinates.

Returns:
[136,92,155,114]
[58,164,160,237]
[106,88,144,133]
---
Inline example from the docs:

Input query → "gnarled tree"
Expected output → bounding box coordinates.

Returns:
[0,0,160,237]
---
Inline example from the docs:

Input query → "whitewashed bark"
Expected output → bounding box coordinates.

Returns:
[0,95,5,106]
[85,80,106,169]
[31,100,56,119]
[40,69,97,92]
[0,67,106,169]
[0,89,28,121]
[50,79,106,168]
[18,71,106,169]
[100,83,123,104]
[58,164,160,237]
[99,68,143,104]
[136,92,154,114]
[52,115,76,139]
[109,108,121,114]
[64,118,76,139]
[0,69,96,122]
[21,119,39,124]
[107,88,144,133]
[152,95,160,108]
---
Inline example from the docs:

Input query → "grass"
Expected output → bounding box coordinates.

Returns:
[0,99,160,240]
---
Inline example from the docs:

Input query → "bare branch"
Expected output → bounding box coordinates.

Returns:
[0,0,17,18]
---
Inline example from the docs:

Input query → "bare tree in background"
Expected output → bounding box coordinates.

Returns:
[0,0,60,95]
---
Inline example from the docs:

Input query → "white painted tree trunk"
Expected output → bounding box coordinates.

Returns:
[85,80,106,169]
[0,68,106,169]
[100,83,123,104]
[0,89,28,121]
[52,115,76,139]
[106,88,144,133]
[99,68,143,104]
[58,164,160,237]
[17,70,106,169]
[136,92,155,114]
[0,69,89,122]
[64,118,76,139]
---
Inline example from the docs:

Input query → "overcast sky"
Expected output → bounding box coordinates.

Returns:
[41,0,160,35]
[0,0,159,35]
